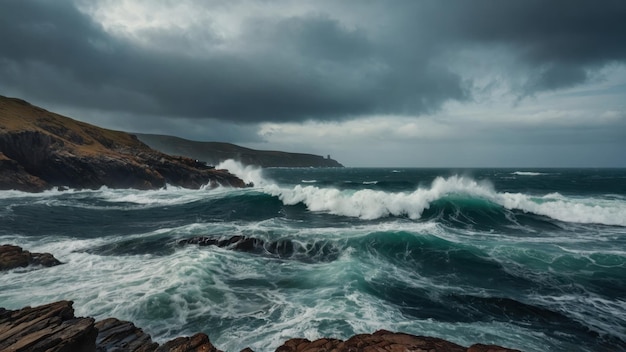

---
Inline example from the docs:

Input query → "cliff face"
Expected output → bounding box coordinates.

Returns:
[135,133,344,168]
[0,96,246,192]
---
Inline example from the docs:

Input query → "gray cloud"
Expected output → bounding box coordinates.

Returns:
[1,0,625,125]
[413,0,626,92]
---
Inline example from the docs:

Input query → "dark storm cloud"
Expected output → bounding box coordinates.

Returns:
[412,0,626,93]
[0,0,625,123]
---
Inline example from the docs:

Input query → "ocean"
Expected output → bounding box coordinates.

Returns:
[1,162,625,352]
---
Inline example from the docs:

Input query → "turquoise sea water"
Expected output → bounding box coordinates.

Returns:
[1,163,625,352]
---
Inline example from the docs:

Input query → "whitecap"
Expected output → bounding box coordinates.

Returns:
[511,171,548,176]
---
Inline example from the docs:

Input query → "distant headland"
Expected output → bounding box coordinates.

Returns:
[134,133,344,168]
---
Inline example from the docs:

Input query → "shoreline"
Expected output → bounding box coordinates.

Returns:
[1,245,522,351]
[0,300,521,352]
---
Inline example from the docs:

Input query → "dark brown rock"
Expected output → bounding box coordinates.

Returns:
[95,317,158,352]
[0,300,97,352]
[0,152,49,192]
[274,330,522,352]
[467,344,522,352]
[0,244,62,271]
[156,333,222,352]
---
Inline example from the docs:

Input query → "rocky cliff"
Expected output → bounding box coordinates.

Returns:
[135,133,344,168]
[0,96,246,192]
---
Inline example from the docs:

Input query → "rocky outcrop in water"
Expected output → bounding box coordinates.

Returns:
[178,235,340,263]
[0,244,62,271]
[0,301,522,352]
[0,96,246,192]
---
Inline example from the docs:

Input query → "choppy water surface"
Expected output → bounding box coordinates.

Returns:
[1,163,625,352]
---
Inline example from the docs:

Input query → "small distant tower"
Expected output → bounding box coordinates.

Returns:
[327,154,331,160]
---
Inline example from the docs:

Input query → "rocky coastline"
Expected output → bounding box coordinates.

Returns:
[0,301,521,352]
[0,96,247,192]
[1,245,522,352]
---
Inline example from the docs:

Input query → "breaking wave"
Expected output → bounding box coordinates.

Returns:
[222,161,626,226]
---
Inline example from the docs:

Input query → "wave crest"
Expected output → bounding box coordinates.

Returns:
[215,161,626,226]
[267,176,495,220]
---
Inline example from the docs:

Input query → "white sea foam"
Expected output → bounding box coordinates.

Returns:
[219,160,626,226]
[528,293,626,343]
[301,180,317,183]
[265,176,496,220]
[216,159,268,187]
[2,161,622,352]
[496,192,626,226]
[511,171,549,176]
[98,185,232,206]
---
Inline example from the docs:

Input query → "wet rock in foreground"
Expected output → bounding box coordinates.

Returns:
[0,301,219,352]
[0,301,522,352]
[0,300,97,352]
[275,330,522,352]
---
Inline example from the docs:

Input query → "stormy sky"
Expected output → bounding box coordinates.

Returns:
[1,0,625,167]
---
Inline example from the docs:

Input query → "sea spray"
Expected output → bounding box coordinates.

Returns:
[220,162,626,225]
[1,165,624,352]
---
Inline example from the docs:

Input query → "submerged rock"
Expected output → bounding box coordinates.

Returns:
[178,235,340,263]
[0,244,62,271]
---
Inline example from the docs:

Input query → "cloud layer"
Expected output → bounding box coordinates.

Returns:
[1,0,625,166]
[2,0,625,122]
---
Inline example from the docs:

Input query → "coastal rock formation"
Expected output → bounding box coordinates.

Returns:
[0,301,97,352]
[0,301,220,352]
[0,96,246,192]
[155,333,221,352]
[95,318,158,352]
[135,133,344,168]
[275,331,521,352]
[178,235,339,263]
[0,301,522,352]
[0,244,62,271]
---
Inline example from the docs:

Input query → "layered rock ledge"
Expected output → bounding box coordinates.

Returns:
[0,301,522,352]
